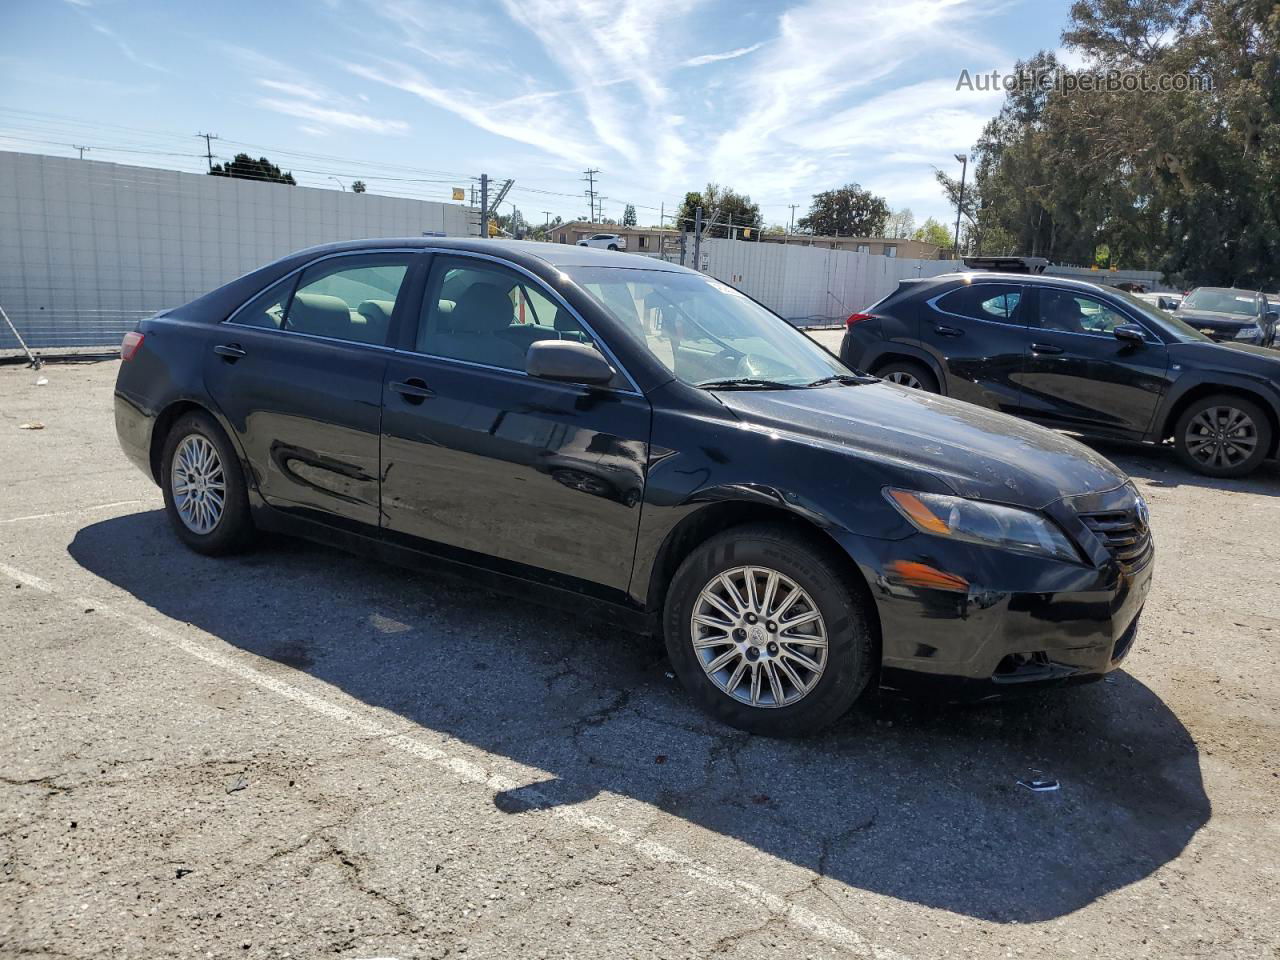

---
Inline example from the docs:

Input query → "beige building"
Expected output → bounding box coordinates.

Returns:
[549,220,942,260]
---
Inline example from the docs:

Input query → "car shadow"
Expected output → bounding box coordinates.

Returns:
[69,511,1210,924]
[1074,436,1280,494]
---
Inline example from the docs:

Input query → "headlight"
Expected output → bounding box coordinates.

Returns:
[1234,325,1261,340]
[885,489,1080,563]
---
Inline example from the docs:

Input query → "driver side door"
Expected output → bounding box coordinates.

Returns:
[379,253,653,596]
[1018,287,1170,438]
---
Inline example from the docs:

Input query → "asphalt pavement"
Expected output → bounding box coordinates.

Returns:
[2,357,1277,959]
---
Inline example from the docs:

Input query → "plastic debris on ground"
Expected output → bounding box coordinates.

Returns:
[18,422,44,430]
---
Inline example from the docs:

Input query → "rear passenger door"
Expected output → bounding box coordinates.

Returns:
[923,282,1029,412]
[203,251,422,531]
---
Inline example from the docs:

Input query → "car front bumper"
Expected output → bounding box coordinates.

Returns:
[835,527,1154,701]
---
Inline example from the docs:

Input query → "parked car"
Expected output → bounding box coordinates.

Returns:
[1174,287,1276,347]
[116,239,1152,735]
[841,271,1280,478]
[1133,291,1182,312]
[577,233,626,251]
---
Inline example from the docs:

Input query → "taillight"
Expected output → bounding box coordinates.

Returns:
[121,331,144,360]
[846,313,874,329]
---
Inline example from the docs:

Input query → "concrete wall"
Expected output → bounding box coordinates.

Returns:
[694,238,960,323]
[0,151,477,351]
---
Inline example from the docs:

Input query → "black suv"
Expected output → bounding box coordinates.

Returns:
[1174,287,1277,347]
[841,271,1280,478]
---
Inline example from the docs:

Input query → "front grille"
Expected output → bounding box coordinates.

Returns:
[1080,508,1153,569]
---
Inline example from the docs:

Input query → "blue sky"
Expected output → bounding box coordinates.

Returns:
[1,0,1077,230]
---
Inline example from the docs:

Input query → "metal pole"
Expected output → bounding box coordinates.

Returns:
[679,229,687,268]
[952,154,967,260]
[692,206,703,272]
[0,303,39,368]
[479,173,489,239]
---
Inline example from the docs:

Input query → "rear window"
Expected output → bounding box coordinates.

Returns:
[935,283,1024,324]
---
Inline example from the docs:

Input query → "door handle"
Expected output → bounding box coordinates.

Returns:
[390,378,434,403]
[1030,343,1064,355]
[214,343,247,360]
[934,325,963,337]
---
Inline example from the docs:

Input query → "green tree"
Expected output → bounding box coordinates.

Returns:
[797,183,890,237]
[351,180,367,193]
[622,203,637,227]
[672,183,763,238]
[209,154,296,185]
[912,217,953,249]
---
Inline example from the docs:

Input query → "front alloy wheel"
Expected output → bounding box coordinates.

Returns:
[1174,394,1271,478]
[664,523,875,736]
[691,566,827,708]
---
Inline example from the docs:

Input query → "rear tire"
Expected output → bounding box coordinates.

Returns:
[1173,394,1272,478]
[875,359,939,392]
[160,411,254,555]
[663,523,876,736]
[607,244,619,251]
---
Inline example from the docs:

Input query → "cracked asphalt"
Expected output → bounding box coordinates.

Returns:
[2,356,1279,959]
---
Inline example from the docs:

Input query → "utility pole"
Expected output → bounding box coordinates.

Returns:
[952,153,968,260]
[73,145,90,160]
[788,204,798,242]
[583,168,599,223]
[479,173,489,238]
[197,132,218,171]
[692,206,703,273]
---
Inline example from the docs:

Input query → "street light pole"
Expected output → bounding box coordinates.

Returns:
[952,153,968,261]
[328,176,346,191]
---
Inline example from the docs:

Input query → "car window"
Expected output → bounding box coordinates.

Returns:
[1181,288,1260,316]
[1037,289,1132,336]
[282,255,411,346]
[233,276,296,330]
[935,284,1024,325]
[417,258,593,370]
[567,266,848,387]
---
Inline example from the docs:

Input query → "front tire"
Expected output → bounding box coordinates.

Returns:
[160,411,254,554]
[664,523,876,736]
[1173,394,1272,478]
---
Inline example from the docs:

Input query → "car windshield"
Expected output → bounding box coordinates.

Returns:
[1110,289,1212,343]
[1181,288,1259,316]
[565,266,851,387]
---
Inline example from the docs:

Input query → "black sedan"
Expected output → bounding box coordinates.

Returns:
[842,272,1280,478]
[116,239,1152,735]
[1174,287,1276,347]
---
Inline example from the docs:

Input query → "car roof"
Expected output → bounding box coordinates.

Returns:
[282,236,692,274]
[924,271,1154,296]
[1188,286,1260,295]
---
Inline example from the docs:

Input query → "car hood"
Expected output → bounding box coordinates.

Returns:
[1176,309,1255,328]
[713,383,1128,510]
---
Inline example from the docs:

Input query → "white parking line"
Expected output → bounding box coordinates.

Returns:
[0,559,905,959]
[0,499,156,524]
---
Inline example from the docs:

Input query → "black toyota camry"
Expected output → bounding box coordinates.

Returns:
[115,238,1153,735]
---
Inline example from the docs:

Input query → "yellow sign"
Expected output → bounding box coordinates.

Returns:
[452,187,466,202]
[743,227,752,239]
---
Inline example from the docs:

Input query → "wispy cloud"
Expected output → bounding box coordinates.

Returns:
[256,78,326,101]
[256,98,409,134]
[346,60,594,163]
[684,42,764,68]
[91,22,171,73]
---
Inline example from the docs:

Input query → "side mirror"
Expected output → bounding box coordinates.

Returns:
[1266,310,1278,322]
[1114,324,1146,344]
[526,339,615,386]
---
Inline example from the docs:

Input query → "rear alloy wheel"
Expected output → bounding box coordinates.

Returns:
[876,360,938,393]
[1174,394,1272,478]
[664,523,875,736]
[160,411,254,554]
